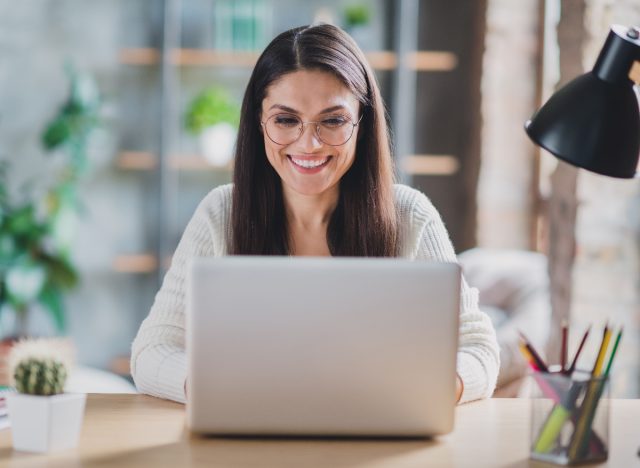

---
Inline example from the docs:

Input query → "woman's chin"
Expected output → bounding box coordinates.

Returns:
[283,179,334,197]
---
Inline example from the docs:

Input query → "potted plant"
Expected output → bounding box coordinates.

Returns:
[6,339,85,453]
[343,3,372,47]
[0,64,99,340]
[185,86,240,167]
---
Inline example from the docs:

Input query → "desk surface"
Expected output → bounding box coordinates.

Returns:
[0,394,637,467]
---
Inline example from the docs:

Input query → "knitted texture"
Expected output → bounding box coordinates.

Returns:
[131,183,499,404]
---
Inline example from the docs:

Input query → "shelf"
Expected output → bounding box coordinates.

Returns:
[405,51,457,71]
[401,155,459,176]
[117,152,458,176]
[119,48,457,72]
[630,60,640,83]
[112,254,158,273]
[116,151,233,171]
[117,152,457,175]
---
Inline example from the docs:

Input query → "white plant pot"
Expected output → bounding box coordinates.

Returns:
[199,122,237,167]
[7,393,86,453]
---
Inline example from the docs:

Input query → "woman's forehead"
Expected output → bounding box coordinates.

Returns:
[263,69,359,115]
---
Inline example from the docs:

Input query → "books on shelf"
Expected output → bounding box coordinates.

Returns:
[214,0,272,52]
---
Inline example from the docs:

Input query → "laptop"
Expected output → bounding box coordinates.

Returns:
[186,256,460,437]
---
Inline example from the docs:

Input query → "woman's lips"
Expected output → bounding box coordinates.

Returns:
[287,155,332,173]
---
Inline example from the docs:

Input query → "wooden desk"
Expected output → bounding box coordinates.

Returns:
[0,394,637,467]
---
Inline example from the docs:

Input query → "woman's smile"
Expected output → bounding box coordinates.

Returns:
[287,154,333,173]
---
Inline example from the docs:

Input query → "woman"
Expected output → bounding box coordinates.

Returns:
[131,24,499,405]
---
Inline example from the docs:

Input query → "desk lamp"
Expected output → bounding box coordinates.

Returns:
[525,23,640,458]
[526,24,640,177]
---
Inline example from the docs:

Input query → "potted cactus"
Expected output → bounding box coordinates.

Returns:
[5,339,85,453]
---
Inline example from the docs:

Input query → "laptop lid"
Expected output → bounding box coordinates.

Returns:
[186,256,460,437]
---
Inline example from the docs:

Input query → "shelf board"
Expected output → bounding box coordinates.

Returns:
[119,48,457,71]
[630,60,640,83]
[117,152,457,175]
[112,254,157,273]
[405,51,457,71]
[116,151,232,171]
[401,155,459,176]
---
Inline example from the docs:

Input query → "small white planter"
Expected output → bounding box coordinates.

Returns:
[7,393,86,453]
[199,122,237,167]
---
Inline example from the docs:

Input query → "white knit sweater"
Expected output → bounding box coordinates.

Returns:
[131,183,499,404]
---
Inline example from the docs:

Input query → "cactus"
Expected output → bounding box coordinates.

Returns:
[13,358,67,396]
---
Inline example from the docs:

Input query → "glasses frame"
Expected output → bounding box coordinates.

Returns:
[261,113,364,147]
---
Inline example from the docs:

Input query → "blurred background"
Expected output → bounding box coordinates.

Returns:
[0,0,639,397]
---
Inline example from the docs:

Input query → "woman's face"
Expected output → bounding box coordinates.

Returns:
[261,69,361,197]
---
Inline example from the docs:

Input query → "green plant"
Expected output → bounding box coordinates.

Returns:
[344,3,371,28]
[13,357,67,395]
[0,64,99,336]
[185,87,240,135]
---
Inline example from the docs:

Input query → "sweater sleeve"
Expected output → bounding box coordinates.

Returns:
[411,193,500,404]
[130,196,218,403]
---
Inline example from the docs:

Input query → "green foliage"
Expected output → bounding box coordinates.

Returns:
[344,4,371,27]
[0,64,98,336]
[185,87,240,135]
[14,357,67,395]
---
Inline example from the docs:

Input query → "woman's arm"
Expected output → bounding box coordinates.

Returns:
[130,197,217,403]
[411,194,500,404]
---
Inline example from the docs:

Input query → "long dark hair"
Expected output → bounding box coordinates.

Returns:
[230,24,398,256]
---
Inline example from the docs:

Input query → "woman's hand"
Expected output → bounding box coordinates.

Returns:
[456,374,464,403]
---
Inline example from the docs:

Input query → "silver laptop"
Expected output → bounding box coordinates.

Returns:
[186,256,460,437]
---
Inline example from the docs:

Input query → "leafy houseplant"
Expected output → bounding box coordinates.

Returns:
[0,65,100,338]
[185,86,240,167]
[342,3,372,48]
[6,339,86,453]
[344,3,371,28]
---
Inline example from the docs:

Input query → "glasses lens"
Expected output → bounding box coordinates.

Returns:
[317,116,355,146]
[265,114,302,145]
[265,114,356,146]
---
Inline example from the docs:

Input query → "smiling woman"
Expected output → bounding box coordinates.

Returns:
[130,23,499,407]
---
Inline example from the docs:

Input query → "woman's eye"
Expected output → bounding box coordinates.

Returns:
[322,117,348,127]
[274,116,300,127]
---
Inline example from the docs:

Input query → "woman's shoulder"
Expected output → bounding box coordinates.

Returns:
[198,183,233,211]
[393,183,439,223]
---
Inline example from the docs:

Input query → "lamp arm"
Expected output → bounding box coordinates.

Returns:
[592,25,640,85]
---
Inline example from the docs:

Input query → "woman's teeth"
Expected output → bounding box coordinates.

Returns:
[290,157,329,168]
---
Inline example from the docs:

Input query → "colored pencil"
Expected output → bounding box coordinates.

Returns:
[567,324,613,460]
[603,328,623,377]
[561,321,568,372]
[567,326,590,375]
[518,331,548,372]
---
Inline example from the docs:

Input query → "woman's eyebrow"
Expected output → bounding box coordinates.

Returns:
[267,104,348,114]
[268,104,299,113]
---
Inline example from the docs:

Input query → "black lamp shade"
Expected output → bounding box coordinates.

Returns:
[525,25,640,179]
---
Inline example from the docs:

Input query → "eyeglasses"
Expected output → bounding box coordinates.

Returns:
[261,113,363,146]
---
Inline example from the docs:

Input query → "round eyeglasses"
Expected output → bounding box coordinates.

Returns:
[261,113,363,146]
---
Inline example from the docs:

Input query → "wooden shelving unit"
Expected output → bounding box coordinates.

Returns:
[116,151,232,171]
[115,151,456,176]
[401,155,459,176]
[112,254,157,273]
[119,48,457,72]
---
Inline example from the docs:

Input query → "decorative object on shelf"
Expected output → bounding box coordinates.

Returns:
[0,64,100,339]
[213,0,272,51]
[185,86,240,167]
[343,3,372,48]
[6,338,86,453]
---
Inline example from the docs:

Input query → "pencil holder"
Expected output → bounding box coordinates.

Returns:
[529,370,609,465]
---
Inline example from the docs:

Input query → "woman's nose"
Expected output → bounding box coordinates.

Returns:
[297,123,323,150]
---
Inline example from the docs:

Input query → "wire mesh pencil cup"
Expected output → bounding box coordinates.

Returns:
[529,370,609,465]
